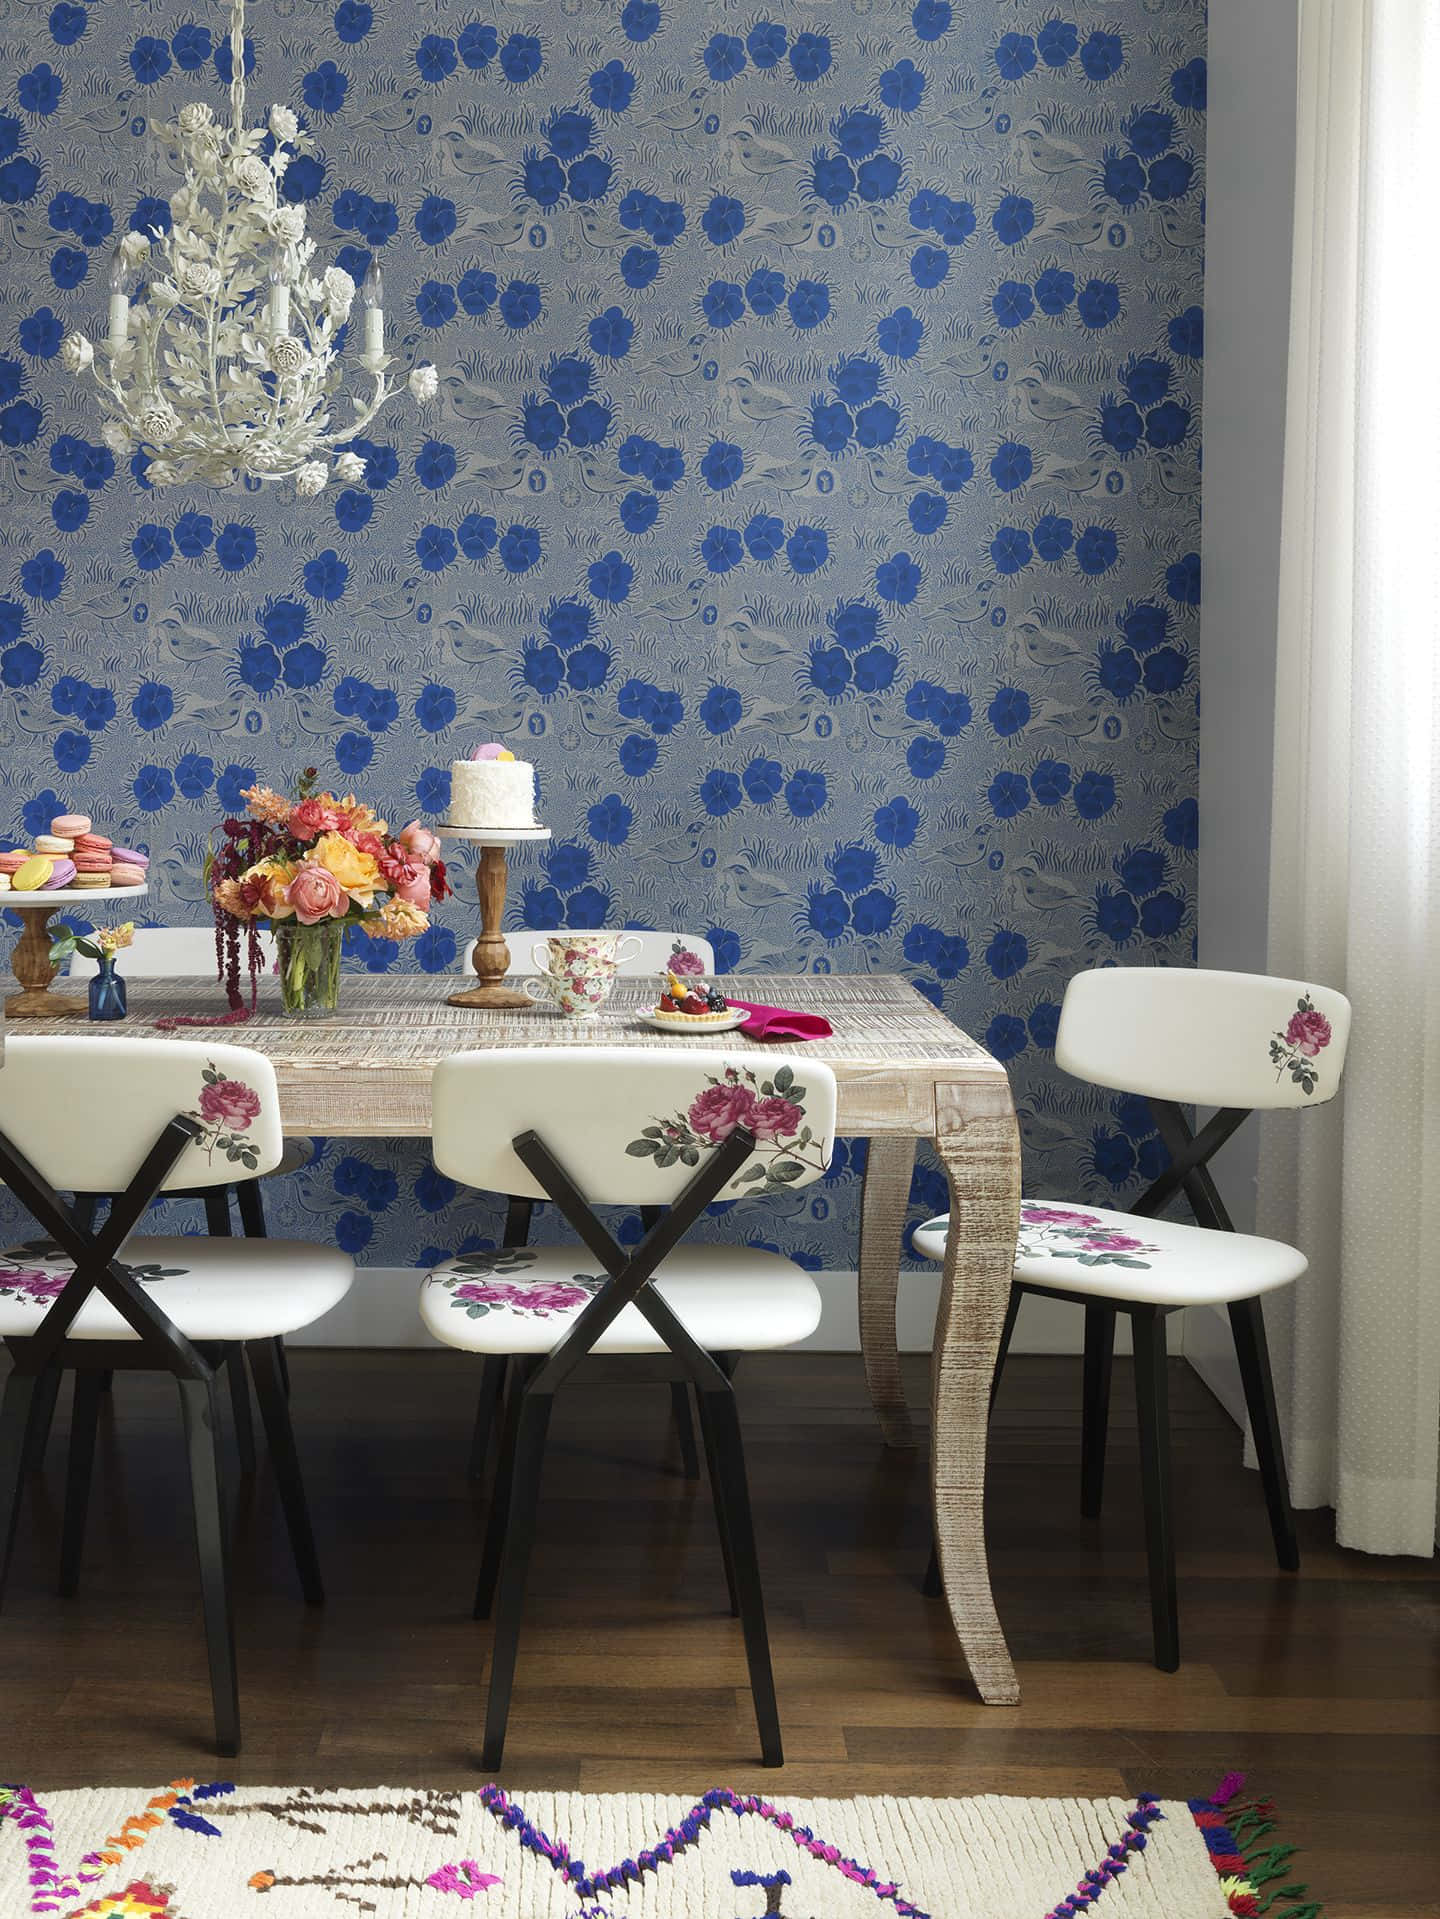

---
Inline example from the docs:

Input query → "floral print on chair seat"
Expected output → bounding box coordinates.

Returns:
[420,1244,823,1356]
[0,1236,353,1342]
[913,1200,1310,1308]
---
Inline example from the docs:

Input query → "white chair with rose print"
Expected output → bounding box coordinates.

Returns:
[64,924,311,1477]
[0,1035,353,1757]
[913,967,1352,1674]
[455,931,718,1488]
[420,1045,835,1771]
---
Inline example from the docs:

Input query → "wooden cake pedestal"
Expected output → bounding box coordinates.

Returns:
[437,826,550,1011]
[3,884,149,1019]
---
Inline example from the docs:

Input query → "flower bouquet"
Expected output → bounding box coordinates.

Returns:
[205,770,450,1016]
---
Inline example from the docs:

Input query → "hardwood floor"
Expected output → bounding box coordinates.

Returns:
[1,1349,1436,1915]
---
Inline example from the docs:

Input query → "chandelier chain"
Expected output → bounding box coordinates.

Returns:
[228,0,247,136]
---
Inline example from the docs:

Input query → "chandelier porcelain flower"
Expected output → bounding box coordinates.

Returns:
[60,0,434,497]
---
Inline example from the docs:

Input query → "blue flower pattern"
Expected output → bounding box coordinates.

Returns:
[0,2,1202,1264]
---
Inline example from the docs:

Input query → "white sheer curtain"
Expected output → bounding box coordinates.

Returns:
[1258,0,1440,1556]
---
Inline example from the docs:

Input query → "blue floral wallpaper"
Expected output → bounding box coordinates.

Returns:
[0,0,1203,1267]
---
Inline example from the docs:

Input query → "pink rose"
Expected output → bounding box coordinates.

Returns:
[1022,1205,1100,1227]
[289,797,342,842]
[688,1081,758,1143]
[398,819,441,862]
[1082,1232,1144,1251]
[751,1095,803,1142]
[379,847,432,907]
[3,1267,68,1306]
[286,860,347,924]
[669,946,706,977]
[1285,1008,1332,1058]
[198,1077,262,1131]
[455,1278,591,1316]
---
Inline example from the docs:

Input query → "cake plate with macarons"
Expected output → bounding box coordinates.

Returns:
[2,817,148,1017]
[4,880,148,1019]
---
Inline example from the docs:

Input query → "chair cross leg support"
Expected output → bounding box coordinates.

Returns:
[1135,1101,1247,1232]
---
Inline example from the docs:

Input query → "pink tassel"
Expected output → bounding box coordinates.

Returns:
[1211,1771,1246,1807]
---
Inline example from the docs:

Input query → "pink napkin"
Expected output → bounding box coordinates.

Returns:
[724,997,833,1042]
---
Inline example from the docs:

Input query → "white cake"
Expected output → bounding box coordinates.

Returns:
[448,754,537,830]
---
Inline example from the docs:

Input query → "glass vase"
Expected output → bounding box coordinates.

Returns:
[276,920,344,1018]
[87,957,127,1023]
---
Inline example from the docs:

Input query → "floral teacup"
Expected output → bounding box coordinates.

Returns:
[523,933,643,1018]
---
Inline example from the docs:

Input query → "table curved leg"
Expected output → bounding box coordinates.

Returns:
[857,1134,918,1449]
[932,1084,1021,1704]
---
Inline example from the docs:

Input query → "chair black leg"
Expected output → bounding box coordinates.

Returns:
[474,1361,529,1619]
[58,1369,102,1598]
[234,1186,291,1401]
[226,1349,257,1478]
[467,1355,508,1481]
[700,1384,783,1767]
[1228,1296,1300,1572]
[248,1337,324,1606]
[204,1191,257,1477]
[234,1179,267,1237]
[480,1389,553,1772]
[502,1196,533,1247]
[670,1379,701,1480]
[0,1367,42,1613]
[1131,1305,1179,1672]
[21,1362,62,1478]
[1081,1302,1117,1519]
[693,1386,740,1615]
[177,1373,241,1757]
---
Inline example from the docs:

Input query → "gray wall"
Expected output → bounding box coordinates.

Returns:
[1193,0,1299,1412]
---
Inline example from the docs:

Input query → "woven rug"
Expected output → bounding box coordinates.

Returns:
[0,1777,1318,1918]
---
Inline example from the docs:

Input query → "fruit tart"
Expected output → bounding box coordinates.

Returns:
[652,966,733,1027]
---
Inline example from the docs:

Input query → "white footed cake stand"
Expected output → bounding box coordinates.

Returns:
[436,826,550,1010]
[3,883,148,1019]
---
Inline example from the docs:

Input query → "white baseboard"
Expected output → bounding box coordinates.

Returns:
[290,1268,1185,1357]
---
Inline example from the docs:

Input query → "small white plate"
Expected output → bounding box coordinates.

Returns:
[637,1007,749,1035]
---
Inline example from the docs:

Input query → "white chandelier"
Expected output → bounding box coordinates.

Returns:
[60,0,435,497]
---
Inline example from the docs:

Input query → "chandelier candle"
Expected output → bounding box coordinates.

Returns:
[57,0,433,497]
[106,249,131,350]
[362,261,384,365]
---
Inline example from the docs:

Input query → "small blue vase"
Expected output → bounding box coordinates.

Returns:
[88,957,127,1022]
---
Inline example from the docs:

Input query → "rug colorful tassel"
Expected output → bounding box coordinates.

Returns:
[1189,1774,1324,1919]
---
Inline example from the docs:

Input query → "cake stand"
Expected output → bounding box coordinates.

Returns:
[437,826,550,1010]
[3,883,149,1019]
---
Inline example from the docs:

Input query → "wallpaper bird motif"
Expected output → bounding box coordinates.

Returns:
[0,0,1204,1267]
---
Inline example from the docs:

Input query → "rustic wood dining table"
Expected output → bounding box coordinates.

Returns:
[20,969,1021,1704]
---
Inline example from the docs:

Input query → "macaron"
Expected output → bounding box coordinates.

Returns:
[72,833,112,855]
[109,862,146,887]
[50,813,91,839]
[70,870,111,889]
[0,874,10,894]
[34,835,74,856]
[72,853,113,874]
[0,850,27,875]
[109,847,148,870]
[12,855,53,892]
[42,858,77,890]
